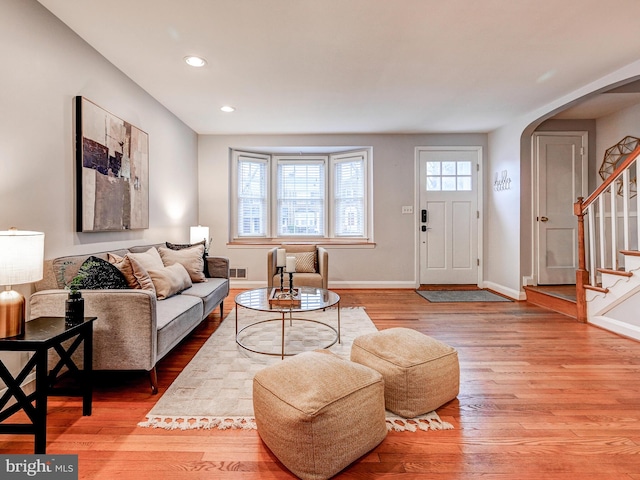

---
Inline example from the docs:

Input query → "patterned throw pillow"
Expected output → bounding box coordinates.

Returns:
[166,240,209,277]
[294,251,317,273]
[70,256,129,290]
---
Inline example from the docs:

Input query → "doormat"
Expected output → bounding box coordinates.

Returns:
[417,289,511,303]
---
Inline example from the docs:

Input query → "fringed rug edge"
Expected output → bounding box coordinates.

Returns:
[138,411,454,432]
[138,416,257,430]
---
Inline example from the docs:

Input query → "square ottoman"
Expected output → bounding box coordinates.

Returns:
[351,327,459,418]
[253,350,387,480]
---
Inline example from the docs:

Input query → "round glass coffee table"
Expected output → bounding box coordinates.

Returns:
[235,287,341,359]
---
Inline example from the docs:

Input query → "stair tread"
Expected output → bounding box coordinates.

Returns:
[597,268,634,277]
[620,250,640,257]
[584,285,609,293]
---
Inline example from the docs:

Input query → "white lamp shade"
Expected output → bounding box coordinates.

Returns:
[190,225,210,247]
[0,230,45,286]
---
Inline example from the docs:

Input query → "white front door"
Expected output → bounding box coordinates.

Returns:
[418,147,482,285]
[534,132,588,285]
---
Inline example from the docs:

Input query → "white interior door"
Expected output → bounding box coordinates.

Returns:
[418,147,481,285]
[535,132,588,285]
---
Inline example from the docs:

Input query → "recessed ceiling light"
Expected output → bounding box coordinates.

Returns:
[184,56,207,67]
[220,106,235,113]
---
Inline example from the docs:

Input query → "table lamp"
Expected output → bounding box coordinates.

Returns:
[190,225,210,253]
[0,229,45,338]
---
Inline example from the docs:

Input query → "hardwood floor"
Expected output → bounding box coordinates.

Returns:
[2,288,640,479]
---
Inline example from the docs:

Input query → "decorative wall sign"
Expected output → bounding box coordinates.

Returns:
[75,97,149,232]
[493,170,511,191]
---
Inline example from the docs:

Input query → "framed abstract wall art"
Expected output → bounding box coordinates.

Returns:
[75,96,149,232]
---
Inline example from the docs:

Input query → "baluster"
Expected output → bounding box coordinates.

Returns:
[598,195,606,272]
[610,186,617,270]
[623,169,630,252]
[588,204,596,286]
[636,160,640,251]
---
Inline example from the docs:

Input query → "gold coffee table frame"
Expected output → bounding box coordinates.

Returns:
[234,287,341,359]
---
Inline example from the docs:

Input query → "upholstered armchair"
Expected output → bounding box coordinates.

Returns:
[267,245,328,290]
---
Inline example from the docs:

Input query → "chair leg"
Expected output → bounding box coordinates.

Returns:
[149,367,158,395]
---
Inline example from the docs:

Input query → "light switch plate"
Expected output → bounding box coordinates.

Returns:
[402,206,413,214]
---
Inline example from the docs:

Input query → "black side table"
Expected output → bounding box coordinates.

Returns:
[0,316,96,453]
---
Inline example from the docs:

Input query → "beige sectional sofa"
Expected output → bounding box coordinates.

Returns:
[29,244,229,393]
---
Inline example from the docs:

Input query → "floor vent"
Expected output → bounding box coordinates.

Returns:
[229,267,247,279]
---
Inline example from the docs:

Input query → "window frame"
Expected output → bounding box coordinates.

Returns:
[329,151,369,238]
[230,151,270,239]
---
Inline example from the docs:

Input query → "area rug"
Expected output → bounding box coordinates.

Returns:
[417,289,511,303]
[138,307,453,432]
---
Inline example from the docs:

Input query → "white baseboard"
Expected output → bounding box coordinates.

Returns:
[482,281,525,301]
[590,315,640,342]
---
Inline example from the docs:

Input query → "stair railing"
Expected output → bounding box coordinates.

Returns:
[574,144,640,322]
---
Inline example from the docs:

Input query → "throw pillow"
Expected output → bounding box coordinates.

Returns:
[70,256,129,290]
[108,253,156,294]
[128,247,164,272]
[166,240,205,250]
[166,240,209,277]
[158,245,207,283]
[147,263,192,300]
[294,251,317,273]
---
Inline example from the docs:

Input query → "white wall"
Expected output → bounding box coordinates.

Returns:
[0,0,199,260]
[595,102,640,160]
[489,60,640,297]
[0,0,198,386]
[198,133,487,288]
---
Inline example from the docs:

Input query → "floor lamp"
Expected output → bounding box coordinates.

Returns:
[0,229,45,338]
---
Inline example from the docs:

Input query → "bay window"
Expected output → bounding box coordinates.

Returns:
[231,148,371,242]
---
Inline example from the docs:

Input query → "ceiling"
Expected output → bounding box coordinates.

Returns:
[37,0,640,135]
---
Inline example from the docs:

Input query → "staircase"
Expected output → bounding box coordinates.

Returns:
[585,251,640,340]
[574,143,640,341]
[524,285,576,318]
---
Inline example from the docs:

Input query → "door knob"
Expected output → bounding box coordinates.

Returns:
[539,216,549,222]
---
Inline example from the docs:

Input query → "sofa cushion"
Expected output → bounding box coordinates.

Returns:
[155,294,203,358]
[182,278,228,317]
[166,240,210,277]
[147,263,192,299]
[47,248,129,289]
[128,247,164,271]
[108,253,156,294]
[71,256,129,290]
[293,251,316,273]
[158,245,206,283]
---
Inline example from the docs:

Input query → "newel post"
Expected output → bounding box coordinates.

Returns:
[574,197,588,323]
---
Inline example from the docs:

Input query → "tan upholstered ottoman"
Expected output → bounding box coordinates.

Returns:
[253,350,387,480]
[351,327,459,418]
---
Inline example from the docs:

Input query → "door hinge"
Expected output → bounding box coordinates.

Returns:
[580,146,585,156]
[477,259,480,266]
[476,163,480,171]
[477,211,480,219]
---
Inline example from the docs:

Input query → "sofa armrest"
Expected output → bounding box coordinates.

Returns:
[317,247,328,289]
[267,247,278,288]
[30,289,158,372]
[206,256,230,279]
